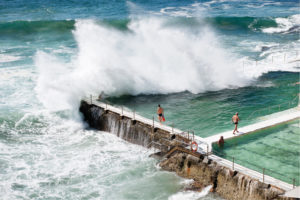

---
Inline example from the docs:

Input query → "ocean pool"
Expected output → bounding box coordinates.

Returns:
[213,119,300,186]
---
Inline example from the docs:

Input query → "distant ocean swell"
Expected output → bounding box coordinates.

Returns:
[1,14,299,36]
[0,20,75,36]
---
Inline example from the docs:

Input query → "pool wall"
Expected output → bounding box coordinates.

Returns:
[79,99,294,200]
[204,106,300,152]
[211,117,300,185]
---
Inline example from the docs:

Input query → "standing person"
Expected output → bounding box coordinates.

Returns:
[232,112,240,135]
[157,104,164,124]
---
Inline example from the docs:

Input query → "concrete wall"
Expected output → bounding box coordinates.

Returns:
[160,152,292,200]
[79,100,295,200]
[79,100,188,152]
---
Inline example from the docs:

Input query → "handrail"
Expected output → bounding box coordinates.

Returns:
[247,94,299,120]
[212,149,298,187]
[88,95,202,143]
[164,145,202,159]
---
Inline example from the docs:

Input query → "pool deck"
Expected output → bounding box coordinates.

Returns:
[87,97,299,196]
[203,106,300,151]
[201,106,300,194]
[281,186,300,198]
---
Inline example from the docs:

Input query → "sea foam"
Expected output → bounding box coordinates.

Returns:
[35,17,251,110]
[262,14,300,34]
[168,185,213,200]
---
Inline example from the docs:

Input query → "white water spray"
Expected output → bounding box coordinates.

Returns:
[35,16,250,110]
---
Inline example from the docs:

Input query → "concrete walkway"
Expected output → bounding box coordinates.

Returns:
[86,97,299,194]
[281,186,300,198]
[203,106,300,151]
[202,106,300,195]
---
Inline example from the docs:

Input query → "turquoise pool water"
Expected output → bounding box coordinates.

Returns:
[108,72,299,138]
[213,119,300,186]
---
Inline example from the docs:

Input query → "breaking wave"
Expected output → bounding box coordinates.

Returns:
[262,14,300,34]
[34,17,252,110]
[34,14,300,111]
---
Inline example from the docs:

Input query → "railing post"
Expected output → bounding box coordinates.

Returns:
[272,56,273,64]
[293,178,295,188]
[206,144,209,157]
[153,116,154,127]
[232,157,234,170]
[193,131,194,141]
[90,94,92,104]
[263,168,265,183]
[152,116,154,134]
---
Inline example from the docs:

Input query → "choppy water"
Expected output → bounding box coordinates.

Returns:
[0,0,299,199]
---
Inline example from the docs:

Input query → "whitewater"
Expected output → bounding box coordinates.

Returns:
[0,0,299,199]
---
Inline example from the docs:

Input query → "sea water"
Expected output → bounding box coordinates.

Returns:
[0,0,299,199]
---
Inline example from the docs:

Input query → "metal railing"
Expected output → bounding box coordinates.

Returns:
[86,95,208,153]
[212,149,298,188]
[247,94,299,121]
[239,51,300,73]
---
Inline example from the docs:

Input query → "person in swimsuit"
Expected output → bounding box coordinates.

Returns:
[157,104,164,124]
[218,136,225,148]
[232,112,240,135]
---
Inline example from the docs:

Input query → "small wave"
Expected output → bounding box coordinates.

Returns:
[262,14,300,34]
[0,20,75,36]
[208,16,277,31]
[155,8,298,34]
[159,3,205,18]
[0,54,21,63]
[168,185,213,200]
[245,1,281,9]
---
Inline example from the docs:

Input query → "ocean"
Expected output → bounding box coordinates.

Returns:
[0,0,299,199]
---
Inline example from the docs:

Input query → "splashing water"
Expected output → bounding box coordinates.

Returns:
[35,17,252,110]
[168,185,214,200]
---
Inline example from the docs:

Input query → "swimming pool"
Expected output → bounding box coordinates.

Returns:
[213,119,300,186]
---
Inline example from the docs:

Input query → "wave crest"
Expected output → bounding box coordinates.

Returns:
[72,18,249,95]
[35,17,251,109]
[0,20,75,36]
[262,14,300,34]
